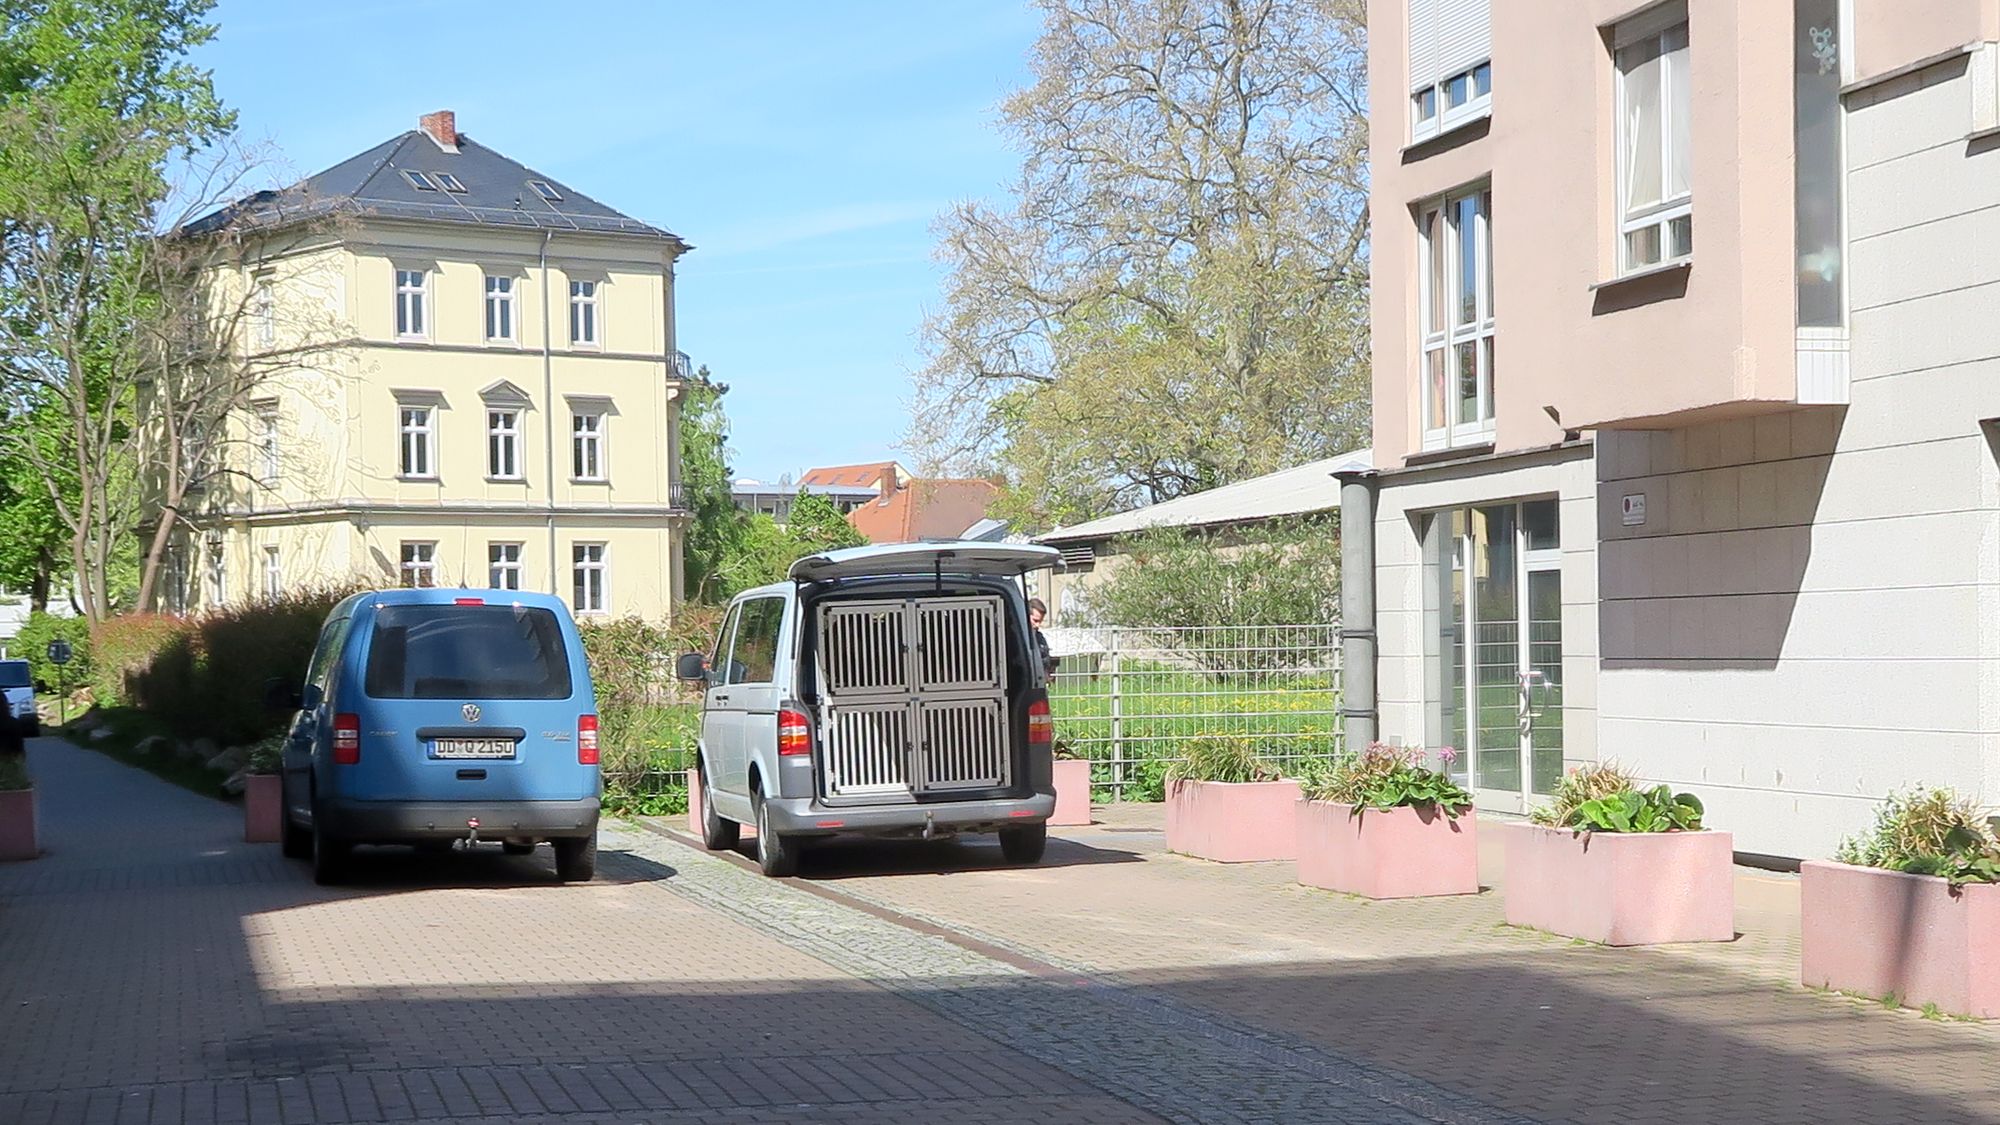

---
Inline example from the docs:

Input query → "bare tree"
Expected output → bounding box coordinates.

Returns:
[0,109,346,619]
[910,0,1370,531]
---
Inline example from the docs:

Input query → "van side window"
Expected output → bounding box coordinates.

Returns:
[727,597,784,685]
[304,616,352,695]
[710,605,740,681]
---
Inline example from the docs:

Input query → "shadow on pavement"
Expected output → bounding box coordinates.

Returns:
[780,833,1143,880]
[310,842,678,892]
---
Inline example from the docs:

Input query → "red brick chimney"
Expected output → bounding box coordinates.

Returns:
[419,110,457,150]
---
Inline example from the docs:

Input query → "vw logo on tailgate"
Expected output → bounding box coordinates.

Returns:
[461,703,482,723]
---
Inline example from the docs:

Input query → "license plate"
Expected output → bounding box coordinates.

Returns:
[431,739,515,760]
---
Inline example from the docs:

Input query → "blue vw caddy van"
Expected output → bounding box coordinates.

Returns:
[277,589,601,885]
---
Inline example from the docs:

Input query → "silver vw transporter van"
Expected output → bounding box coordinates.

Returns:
[677,543,1059,876]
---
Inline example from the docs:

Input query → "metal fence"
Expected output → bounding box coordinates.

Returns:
[1045,624,1343,799]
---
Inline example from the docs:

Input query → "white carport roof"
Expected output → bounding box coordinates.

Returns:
[1036,448,1372,546]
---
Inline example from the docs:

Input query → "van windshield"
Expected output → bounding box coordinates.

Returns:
[0,662,28,689]
[363,605,573,700]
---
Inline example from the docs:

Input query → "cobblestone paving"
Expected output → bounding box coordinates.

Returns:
[732,804,2000,1125]
[4,739,1542,1125]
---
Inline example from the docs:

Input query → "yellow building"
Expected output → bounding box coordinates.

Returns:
[177,110,690,619]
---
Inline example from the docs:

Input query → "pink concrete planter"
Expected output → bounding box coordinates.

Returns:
[1051,759,1092,826]
[0,788,38,861]
[1295,799,1479,899]
[1801,859,2000,1017]
[243,774,282,843]
[1166,778,1302,862]
[1501,822,1734,945]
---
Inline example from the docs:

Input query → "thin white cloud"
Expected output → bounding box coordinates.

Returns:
[699,201,941,258]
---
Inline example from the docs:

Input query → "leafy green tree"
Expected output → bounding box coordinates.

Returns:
[0,0,235,620]
[0,405,70,609]
[910,0,1370,533]
[1080,519,1340,635]
[713,492,867,597]
[678,370,741,603]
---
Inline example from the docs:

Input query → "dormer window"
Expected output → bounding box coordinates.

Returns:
[434,172,466,193]
[402,170,439,192]
[529,180,561,202]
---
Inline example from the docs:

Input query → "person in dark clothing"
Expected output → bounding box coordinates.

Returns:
[1027,597,1059,683]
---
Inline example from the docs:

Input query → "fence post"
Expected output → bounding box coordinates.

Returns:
[1108,628,1124,797]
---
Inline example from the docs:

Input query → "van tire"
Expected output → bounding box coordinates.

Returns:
[753,791,799,878]
[311,814,350,885]
[23,721,38,738]
[700,765,739,851]
[999,824,1047,864]
[554,834,596,882]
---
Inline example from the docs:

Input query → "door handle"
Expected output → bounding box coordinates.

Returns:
[711,693,732,705]
[1518,671,1550,720]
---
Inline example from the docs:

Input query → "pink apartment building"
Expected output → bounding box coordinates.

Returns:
[1341,0,2000,858]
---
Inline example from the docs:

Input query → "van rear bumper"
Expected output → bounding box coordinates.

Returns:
[762,792,1055,837]
[321,798,599,842]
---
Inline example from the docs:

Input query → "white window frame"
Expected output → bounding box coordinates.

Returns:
[262,546,282,601]
[1614,10,1693,275]
[489,542,523,590]
[568,279,600,348]
[572,542,607,614]
[487,408,522,480]
[571,410,606,481]
[399,403,437,479]
[1412,60,1491,143]
[394,268,429,339]
[484,273,516,343]
[252,275,275,348]
[256,405,280,486]
[400,541,437,588]
[206,532,226,607]
[1418,186,1496,452]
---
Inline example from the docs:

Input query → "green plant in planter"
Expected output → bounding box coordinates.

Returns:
[244,736,285,776]
[1303,742,1471,818]
[1166,736,1282,784]
[1530,762,1704,832]
[0,756,30,791]
[1836,787,2000,886]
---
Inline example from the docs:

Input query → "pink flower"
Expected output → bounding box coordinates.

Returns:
[1437,745,1458,765]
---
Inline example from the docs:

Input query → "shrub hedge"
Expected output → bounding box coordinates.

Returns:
[13,611,93,692]
[99,586,360,746]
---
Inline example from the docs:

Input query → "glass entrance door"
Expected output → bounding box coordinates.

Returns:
[1426,499,1564,814]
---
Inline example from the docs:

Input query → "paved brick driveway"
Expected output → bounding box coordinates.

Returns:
[9,738,2000,1125]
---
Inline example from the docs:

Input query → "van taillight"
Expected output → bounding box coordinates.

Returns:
[333,714,360,764]
[578,714,600,765]
[778,708,811,756]
[1027,699,1053,747]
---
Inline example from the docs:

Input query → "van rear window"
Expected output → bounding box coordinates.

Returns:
[364,605,573,700]
[0,662,28,689]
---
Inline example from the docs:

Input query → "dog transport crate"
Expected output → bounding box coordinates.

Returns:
[817,595,1011,799]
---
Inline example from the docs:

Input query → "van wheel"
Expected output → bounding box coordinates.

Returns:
[23,721,39,738]
[999,824,1047,864]
[554,835,597,882]
[281,807,311,860]
[311,813,350,886]
[700,765,739,851]
[753,791,799,878]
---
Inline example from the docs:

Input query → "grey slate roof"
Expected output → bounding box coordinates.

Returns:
[188,130,685,246]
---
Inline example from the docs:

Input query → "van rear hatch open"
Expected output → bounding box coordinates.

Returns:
[791,542,1060,584]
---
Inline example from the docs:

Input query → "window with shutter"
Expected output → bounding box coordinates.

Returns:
[1408,0,1492,143]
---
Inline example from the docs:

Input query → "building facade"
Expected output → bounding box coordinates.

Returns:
[180,111,691,620]
[1349,1,2000,855]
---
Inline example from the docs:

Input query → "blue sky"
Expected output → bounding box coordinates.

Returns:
[200,0,1041,480]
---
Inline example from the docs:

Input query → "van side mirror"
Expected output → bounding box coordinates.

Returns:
[675,651,711,683]
[263,677,304,711]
